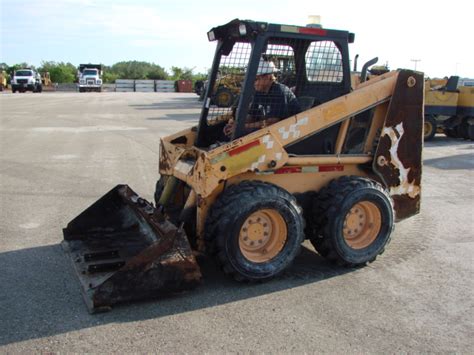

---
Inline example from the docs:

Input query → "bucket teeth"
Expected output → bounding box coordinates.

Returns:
[62,184,201,313]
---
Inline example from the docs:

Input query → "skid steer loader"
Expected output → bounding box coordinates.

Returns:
[63,19,424,312]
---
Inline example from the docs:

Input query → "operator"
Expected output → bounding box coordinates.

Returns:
[224,59,301,137]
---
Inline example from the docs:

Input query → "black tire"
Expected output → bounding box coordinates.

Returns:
[214,86,234,108]
[459,119,470,140]
[468,122,474,141]
[309,176,394,267]
[37,85,42,93]
[205,181,305,281]
[424,115,437,141]
[12,89,16,93]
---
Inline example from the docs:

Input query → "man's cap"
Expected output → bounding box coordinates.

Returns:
[257,59,277,75]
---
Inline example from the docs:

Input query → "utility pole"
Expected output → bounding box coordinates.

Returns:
[410,59,421,71]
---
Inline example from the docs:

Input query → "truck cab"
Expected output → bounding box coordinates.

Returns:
[77,64,103,92]
[11,68,43,93]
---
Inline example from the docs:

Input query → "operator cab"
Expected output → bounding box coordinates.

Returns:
[196,19,364,155]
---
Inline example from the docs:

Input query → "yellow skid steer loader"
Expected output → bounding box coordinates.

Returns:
[63,19,424,312]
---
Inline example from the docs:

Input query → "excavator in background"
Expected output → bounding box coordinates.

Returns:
[63,19,424,312]
[424,76,474,140]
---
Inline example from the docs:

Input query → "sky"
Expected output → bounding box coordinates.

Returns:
[0,0,473,79]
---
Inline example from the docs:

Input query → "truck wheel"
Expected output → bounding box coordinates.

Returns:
[37,85,42,93]
[423,115,437,141]
[205,181,305,281]
[309,176,394,267]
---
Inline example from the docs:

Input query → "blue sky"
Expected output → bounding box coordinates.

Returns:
[1,0,473,78]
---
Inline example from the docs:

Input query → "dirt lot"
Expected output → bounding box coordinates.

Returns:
[0,92,473,353]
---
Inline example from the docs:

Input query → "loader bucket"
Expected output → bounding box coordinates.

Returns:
[62,185,201,313]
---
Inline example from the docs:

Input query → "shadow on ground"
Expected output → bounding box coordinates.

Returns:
[424,153,474,170]
[424,135,473,147]
[130,96,202,111]
[0,243,351,345]
[146,113,200,122]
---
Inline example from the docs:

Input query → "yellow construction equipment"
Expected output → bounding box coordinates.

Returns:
[63,19,424,312]
[41,72,54,90]
[424,76,474,140]
[0,70,8,91]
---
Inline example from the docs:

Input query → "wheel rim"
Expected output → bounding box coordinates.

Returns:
[424,121,433,138]
[217,91,232,107]
[239,209,287,263]
[343,201,381,249]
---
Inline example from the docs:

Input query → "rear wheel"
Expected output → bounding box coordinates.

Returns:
[205,181,305,281]
[309,176,394,267]
[459,119,471,140]
[468,121,474,141]
[424,115,437,141]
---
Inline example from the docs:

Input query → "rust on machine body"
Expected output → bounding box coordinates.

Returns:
[62,185,201,313]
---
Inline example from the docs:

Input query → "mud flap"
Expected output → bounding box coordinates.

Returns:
[62,185,201,313]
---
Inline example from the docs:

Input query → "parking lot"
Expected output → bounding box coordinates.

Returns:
[0,92,473,353]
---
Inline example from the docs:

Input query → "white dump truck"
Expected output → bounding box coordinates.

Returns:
[77,64,103,92]
[11,68,43,93]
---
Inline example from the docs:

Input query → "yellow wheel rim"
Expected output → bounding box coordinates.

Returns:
[343,201,381,249]
[239,209,287,263]
[424,121,434,138]
[217,92,232,107]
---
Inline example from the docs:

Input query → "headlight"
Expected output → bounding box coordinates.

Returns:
[97,80,102,84]
[80,80,85,84]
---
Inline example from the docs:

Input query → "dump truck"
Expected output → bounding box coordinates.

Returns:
[424,76,474,140]
[63,19,424,312]
[11,68,43,93]
[77,64,103,92]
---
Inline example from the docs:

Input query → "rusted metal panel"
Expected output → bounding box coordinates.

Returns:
[373,70,424,221]
[63,185,201,313]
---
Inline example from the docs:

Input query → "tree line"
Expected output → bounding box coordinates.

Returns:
[0,61,208,84]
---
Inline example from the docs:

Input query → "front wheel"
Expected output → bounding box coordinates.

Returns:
[309,176,394,267]
[424,115,437,141]
[205,181,305,281]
